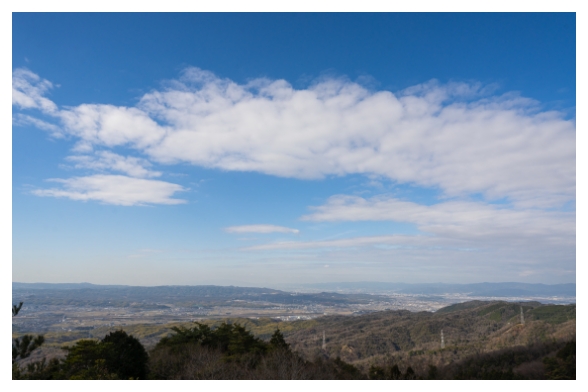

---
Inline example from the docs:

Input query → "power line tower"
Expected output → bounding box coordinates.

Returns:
[440,329,445,349]
[520,306,525,325]
[322,330,326,350]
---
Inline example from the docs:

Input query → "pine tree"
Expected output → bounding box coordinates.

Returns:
[269,328,290,351]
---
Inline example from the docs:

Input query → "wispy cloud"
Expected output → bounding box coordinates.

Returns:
[12,113,61,135]
[301,195,575,244]
[13,67,575,209]
[32,175,186,206]
[65,151,162,178]
[225,225,300,234]
[242,226,575,283]
[244,194,575,277]
[245,234,420,251]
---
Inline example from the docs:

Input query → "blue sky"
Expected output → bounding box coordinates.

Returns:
[12,13,576,286]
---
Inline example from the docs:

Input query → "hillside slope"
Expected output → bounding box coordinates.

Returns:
[15,300,575,378]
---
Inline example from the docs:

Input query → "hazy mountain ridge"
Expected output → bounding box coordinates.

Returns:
[12,282,129,290]
[14,281,576,296]
[13,282,575,310]
[294,282,576,297]
[12,283,386,308]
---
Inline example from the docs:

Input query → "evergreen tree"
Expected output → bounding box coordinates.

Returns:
[269,328,290,351]
[101,330,149,379]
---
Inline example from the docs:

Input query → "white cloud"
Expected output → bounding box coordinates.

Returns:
[32,175,186,206]
[12,68,58,114]
[13,67,576,208]
[225,224,300,234]
[58,104,168,149]
[66,151,162,178]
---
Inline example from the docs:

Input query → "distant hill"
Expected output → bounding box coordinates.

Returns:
[12,282,128,290]
[13,281,575,309]
[296,282,576,297]
[12,283,387,308]
[14,281,576,297]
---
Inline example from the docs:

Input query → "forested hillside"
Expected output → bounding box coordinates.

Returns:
[13,300,575,379]
[286,301,575,365]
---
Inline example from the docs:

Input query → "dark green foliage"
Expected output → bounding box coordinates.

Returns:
[442,340,573,380]
[15,331,149,379]
[151,321,272,379]
[60,340,118,379]
[316,357,367,380]
[13,334,45,363]
[214,322,267,358]
[13,358,62,380]
[528,305,576,324]
[390,364,402,379]
[543,340,575,379]
[157,322,214,349]
[427,364,438,379]
[302,356,366,380]
[477,302,522,322]
[477,302,509,317]
[14,339,118,380]
[269,328,290,350]
[58,331,148,379]
[150,321,364,379]
[156,322,267,359]
[331,357,365,379]
[368,363,406,379]
[101,330,149,379]
[404,366,416,379]
[368,365,386,379]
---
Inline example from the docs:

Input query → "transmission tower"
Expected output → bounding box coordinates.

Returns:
[322,330,326,350]
[520,306,525,325]
[440,329,445,349]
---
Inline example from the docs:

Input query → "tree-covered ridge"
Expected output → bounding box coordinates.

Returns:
[13,323,367,380]
[283,301,575,364]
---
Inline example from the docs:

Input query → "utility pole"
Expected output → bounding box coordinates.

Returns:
[440,329,445,349]
[322,330,326,350]
[520,306,525,325]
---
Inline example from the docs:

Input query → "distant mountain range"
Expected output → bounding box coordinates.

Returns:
[294,282,576,297]
[12,282,129,290]
[12,282,576,297]
[11,282,387,308]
